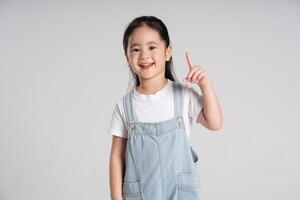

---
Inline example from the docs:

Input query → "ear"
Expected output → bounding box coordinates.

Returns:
[165,45,172,61]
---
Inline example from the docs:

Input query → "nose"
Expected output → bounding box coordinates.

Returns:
[140,51,149,60]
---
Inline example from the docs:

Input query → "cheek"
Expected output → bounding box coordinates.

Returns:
[156,54,166,63]
[129,54,138,62]
[151,52,160,59]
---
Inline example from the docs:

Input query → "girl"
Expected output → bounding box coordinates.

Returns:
[109,16,223,200]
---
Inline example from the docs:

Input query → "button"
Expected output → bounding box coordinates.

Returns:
[127,124,135,132]
[177,117,183,127]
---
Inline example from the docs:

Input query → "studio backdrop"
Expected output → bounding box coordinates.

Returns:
[0,0,299,199]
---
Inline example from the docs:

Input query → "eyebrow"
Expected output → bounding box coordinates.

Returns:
[129,41,158,48]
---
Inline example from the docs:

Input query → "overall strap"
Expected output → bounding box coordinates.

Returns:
[173,82,183,118]
[123,91,135,123]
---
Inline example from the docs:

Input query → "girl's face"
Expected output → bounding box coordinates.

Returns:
[125,25,172,82]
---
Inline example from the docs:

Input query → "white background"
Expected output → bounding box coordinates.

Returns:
[0,0,299,199]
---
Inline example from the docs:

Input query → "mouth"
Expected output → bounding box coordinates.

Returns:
[139,63,154,70]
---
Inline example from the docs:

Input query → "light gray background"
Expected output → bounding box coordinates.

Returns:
[0,0,299,199]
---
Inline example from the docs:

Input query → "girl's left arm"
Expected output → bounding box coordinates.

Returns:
[196,81,223,131]
[183,52,223,131]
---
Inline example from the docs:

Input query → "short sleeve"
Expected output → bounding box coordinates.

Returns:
[107,103,128,138]
[184,84,203,123]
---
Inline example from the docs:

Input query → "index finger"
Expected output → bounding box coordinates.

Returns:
[185,52,193,69]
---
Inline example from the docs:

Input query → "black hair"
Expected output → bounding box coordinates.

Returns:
[122,16,177,90]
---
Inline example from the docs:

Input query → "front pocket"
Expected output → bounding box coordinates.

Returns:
[122,181,144,200]
[178,173,201,200]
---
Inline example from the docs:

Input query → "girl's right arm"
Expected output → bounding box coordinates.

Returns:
[109,135,127,200]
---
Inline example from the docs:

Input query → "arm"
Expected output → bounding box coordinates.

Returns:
[184,52,223,131]
[196,80,223,131]
[109,135,127,200]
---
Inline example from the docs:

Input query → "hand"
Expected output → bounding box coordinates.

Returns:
[182,52,210,87]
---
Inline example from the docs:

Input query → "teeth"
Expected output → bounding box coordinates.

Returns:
[140,63,153,67]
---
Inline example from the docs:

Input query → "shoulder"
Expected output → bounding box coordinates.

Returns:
[172,81,201,99]
[110,91,132,127]
[114,90,134,118]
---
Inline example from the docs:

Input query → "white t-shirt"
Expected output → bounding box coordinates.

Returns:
[108,79,203,139]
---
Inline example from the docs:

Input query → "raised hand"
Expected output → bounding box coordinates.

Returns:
[182,52,210,87]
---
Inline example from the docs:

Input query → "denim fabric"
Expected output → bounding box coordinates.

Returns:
[122,82,201,200]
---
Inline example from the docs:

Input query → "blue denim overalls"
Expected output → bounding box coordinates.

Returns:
[122,81,201,200]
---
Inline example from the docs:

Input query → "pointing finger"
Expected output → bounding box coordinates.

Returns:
[185,52,193,69]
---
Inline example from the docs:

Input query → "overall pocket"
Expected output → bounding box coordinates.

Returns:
[122,181,144,200]
[177,173,201,200]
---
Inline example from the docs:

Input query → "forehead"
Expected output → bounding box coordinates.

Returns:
[128,26,163,46]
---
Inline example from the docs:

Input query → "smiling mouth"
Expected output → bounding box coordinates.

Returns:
[140,63,154,70]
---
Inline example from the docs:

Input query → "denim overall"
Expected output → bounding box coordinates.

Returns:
[122,82,201,200]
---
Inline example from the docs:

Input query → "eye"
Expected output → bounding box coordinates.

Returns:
[130,48,139,52]
[149,46,156,50]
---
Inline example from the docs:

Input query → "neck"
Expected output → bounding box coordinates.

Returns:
[136,76,168,95]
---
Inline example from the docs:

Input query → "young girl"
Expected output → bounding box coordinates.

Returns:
[109,16,223,200]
